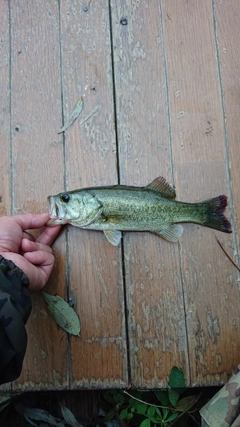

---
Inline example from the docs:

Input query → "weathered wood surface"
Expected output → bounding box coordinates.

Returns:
[10,1,68,390]
[161,0,239,387]
[111,0,189,388]
[0,0,11,394]
[214,0,240,380]
[59,0,127,388]
[0,0,239,390]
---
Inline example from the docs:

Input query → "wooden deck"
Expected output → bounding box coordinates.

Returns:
[0,0,240,390]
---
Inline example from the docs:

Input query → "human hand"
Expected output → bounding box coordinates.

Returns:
[0,213,61,293]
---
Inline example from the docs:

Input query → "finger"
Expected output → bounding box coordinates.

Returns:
[21,238,53,254]
[24,250,56,293]
[37,224,62,246]
[24,250,55,280]
[22,231,36,242]
[12,213,50,232]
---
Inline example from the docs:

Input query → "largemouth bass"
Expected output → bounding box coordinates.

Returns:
[47,176,232,246]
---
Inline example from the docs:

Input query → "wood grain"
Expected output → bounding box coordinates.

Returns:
[162,0,240,385]
[60,0,128,388]
[0,1,11,218]
[215,0,240,251]
[0,0,239,390]
[111,0,189,387]
[0,0,11,393]
[10,0,68,390]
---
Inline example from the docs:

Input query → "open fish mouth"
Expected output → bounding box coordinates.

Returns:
[47,196,68,225]
[48,196,57,217]
[46,217,61,225]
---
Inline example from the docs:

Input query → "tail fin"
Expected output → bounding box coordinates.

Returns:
[202,195,232,233]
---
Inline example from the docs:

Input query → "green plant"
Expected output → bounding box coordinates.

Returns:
[96,367,199,426]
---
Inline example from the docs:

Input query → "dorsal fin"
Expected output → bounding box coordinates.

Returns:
[146,176,176,199]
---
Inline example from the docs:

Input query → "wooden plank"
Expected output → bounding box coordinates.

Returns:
[60,0,128,388]
[0,0,11,218]
[111,0,189,387]
[162,0,240,385]
[215,0,240,251]
[2,0,238,391]
[0,0,11,393]
[10,0,68,390]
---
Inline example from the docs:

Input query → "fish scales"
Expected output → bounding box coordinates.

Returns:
[47,176,232,246]
[81,188,206,230]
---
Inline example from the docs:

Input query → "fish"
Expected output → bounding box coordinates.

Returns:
[47,176,232,246]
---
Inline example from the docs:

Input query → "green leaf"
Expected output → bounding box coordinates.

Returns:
[140,419,151,427]
[165,412,179,422]
[129,397,144,410]
[168,388,180,407]
[113,391,125,405]
[102,391,116,405]
[162,407,169,420]
[42,292,80,336]
[155,407,162,417]
[168,367,186,389]
[60,402,84,426]
[154,391,170,406]
[136,403,148,415]
[127,412,133,420]
[119,408,128,420]
[147,405,156,417]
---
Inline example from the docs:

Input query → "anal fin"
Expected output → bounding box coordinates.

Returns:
[104,229,122,246]
[154,224,183,242]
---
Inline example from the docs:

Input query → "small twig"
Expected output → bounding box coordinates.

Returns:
[123,391,179,412]
[215,235,240,271]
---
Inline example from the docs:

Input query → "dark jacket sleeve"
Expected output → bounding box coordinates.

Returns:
[0,255,32,385]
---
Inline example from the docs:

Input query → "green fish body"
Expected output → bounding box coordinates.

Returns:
[47,177,232,246]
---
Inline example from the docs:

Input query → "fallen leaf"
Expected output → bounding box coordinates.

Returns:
[60,402,84,427]
[0,394,12,413]
[42,292,81,336]
[58,97,84,133]
[15,405,65,427]
[175,395,199,412]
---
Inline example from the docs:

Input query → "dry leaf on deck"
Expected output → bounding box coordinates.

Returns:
[58,96,84,133]
[42,291,81,336]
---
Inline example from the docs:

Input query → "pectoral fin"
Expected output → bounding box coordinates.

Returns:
[104,230,122,246]
[154,224,183,242]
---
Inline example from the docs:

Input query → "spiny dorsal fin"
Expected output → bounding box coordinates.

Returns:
[146,176,176,199]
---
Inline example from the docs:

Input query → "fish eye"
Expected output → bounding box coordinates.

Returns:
[60,194,70,203]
